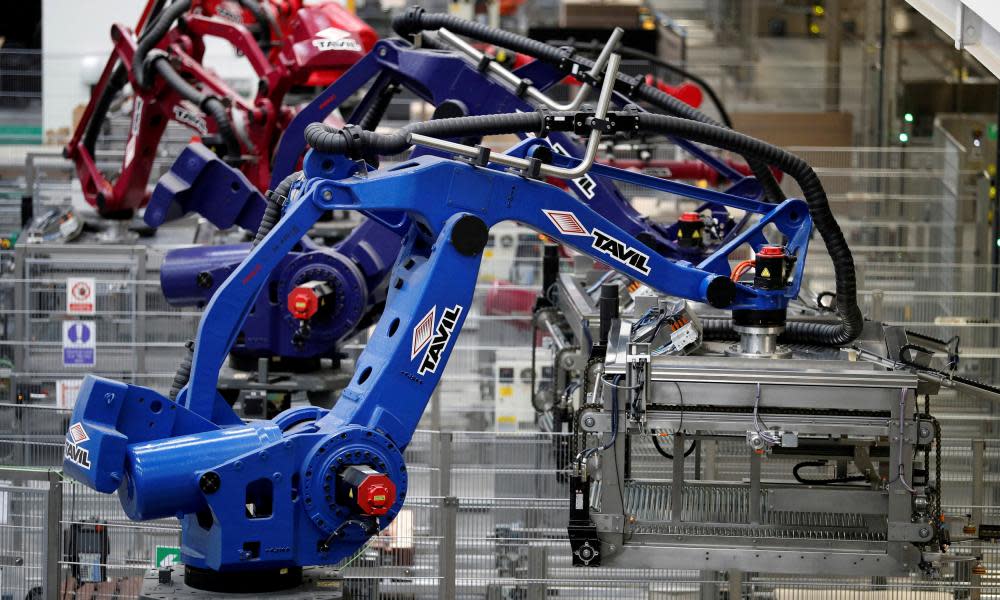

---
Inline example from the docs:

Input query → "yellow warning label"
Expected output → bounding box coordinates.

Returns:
[677,230,684,237]
[497,415,517,424]
[760,267,771,277]
[349,489,354,498]
[484,249,494,258]
[692,230,701,238]
[499,386,513,397]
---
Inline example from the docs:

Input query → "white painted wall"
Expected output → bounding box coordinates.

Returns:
[42,0,257,134]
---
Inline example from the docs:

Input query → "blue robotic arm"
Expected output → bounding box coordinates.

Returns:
[65,130,810,573]
[149,38,758,365]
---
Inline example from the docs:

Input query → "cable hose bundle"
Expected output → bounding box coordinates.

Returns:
[391,8,784,203]
[235,0,277,51]
[254,171,301,244]
[305,111,543,157]
[168,340,195,401]
[792,460,867,485]
[132,0,246,162]
[630,113,862,345]
[149,57,241,162]
[565,41,732,128]
[133,0,192,89]
[81,64,129,156]
[355,84,400,132]
[304,110,862,345]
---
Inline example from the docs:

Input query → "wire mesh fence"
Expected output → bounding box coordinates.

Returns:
[4,433,1000,599]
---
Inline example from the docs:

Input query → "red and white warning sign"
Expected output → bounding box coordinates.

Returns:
[66,277,95,315]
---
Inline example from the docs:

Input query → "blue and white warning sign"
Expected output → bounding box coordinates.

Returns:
[63,321,96,367]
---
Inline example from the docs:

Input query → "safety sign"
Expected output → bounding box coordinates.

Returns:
[66,277,96,314]
[63,321,96,367]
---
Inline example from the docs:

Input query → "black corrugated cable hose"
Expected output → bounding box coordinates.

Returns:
[76,0,173,158]
[168,171,300,400]
[632,112,863,346]
[355,83,401,132]
[566,41,733,128]
[254,171,301,244]
[80,64,129,157]
[236,0,278,51]
[133,0,192,89]
[305,111,543,157]
[304,109,863,346]
[390,8,785,203]
[149,56,241,163]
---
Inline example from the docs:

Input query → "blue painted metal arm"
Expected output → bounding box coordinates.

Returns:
[65,147,811,573]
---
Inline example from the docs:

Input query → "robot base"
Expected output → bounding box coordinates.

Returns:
[140,565,349,600]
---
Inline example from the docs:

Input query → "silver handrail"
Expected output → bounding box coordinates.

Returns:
[434,26,624,112]
[408,52,622,180]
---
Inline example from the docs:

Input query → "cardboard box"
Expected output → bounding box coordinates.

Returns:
[730,112,854,148]
[559,0,642,28]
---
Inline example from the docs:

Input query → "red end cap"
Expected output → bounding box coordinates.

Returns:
[287,286,319,320]
[679,212,702,223]
[758,245,786,257]
[356,472,396,516]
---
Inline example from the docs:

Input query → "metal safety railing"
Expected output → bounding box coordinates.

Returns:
[4,433,1000,599]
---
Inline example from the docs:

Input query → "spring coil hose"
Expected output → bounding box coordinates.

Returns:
[304,109,863,346]
[390,7,785,203]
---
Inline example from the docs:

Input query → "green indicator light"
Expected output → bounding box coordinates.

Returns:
[898,132,909,143]
[903,113,914,123]
[989,123,998,141]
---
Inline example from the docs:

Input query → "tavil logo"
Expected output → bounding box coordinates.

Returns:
[69,422,89,444]
[214,4,244,24]
[65,422,91,469]
[311,27,362,52]
[412,305,463,375]
[173,103,208,135]
[541,210,651,275]
[591,228,651,274]
[411,307,436,359]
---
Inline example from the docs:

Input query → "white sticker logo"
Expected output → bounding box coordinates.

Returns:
[173,103,208,135]
[123,97,143,167]
[214,4,244,24]
[66,422,91,470]
[542,210,652,275]
[542,209,589,236]
[311,27,362,52]
[416,305,463,375]
[69,422,89,444]
[591,227,651,274]
[411,307,436,359]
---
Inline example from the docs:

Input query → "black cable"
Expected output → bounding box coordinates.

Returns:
[633,112,862,345]
[355,83,400,132]
[236,0,277,52]
[792,460,867,485]
[168,340,195,401]
[304,109,860,345]
[651,431,696,460]
[149,57,241,163]
[391,8,785,203]
[564,41,732,128]
[254,171,299,244]
[133,0,192,89]
[305,111,543,157]
[80,64,129,157]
